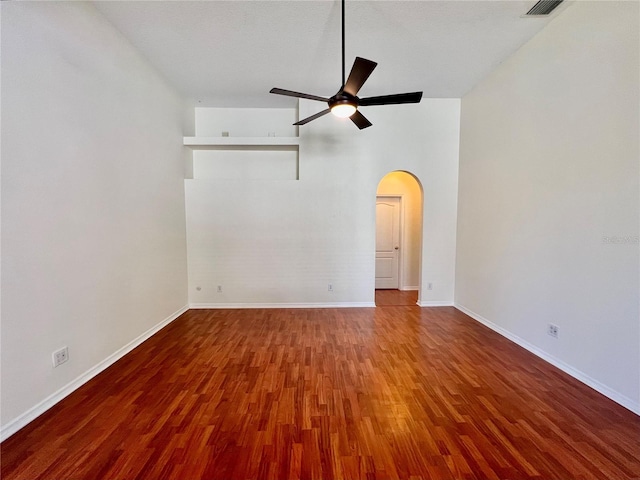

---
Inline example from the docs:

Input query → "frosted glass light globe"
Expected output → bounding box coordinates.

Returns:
[331,103,357,118]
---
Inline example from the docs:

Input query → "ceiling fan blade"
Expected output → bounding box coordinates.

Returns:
[294,108,331,126]
[350,110,372,130]
[342,57,377,97]
[270,88,329,103]
[359,91,423,106]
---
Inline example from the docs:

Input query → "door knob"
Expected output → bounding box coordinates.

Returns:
[394,246,399,250]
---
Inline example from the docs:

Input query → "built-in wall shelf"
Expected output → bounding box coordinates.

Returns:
[184,137,299,147]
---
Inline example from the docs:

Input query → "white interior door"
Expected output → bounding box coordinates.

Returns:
[375,197,401,289]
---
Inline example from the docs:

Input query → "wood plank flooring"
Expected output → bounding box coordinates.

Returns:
[375,290,418,306]
[2,305,640,479]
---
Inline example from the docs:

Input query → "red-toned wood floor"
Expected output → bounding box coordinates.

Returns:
[2,303,639,479]
[375,289,418,306]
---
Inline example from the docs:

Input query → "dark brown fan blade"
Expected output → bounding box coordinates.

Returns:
[270,88,329,103]
[359,91,423,106]
[342,57,377,97]
[294,108,331,126]
[350,110,372,130]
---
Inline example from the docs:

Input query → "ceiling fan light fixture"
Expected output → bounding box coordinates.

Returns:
[331,102,357,118]
[269,0,422,129]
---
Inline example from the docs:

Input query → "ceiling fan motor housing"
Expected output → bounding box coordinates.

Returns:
[329,92,358,109]
[328,92,359,118]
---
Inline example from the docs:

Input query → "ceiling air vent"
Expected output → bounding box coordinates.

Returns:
[526,0,563,16]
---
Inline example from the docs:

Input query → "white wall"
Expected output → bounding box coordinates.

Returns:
[1,2,189,437]
[377,172,422,290]
[195,107,297,138]
[190,108,299,181]
[186,100,460,307]
[456,1,639,412]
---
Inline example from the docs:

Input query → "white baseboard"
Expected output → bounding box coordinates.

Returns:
[417,301,454,307]
[189,302,376,309]
[454,303,640,416]
[0,305,189,442]
[399,286,419,291]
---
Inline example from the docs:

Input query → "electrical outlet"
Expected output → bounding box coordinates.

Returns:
[547,323,559,338]
[427,283,433,290]
[52,347,69,367]
[328,283,333,292]
[217,285,222,293]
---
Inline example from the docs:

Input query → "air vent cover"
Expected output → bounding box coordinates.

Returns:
[526,0,563,16]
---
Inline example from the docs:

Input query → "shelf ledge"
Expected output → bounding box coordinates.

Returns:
[183,136,299,147]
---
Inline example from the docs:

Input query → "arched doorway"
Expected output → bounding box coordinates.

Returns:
[375,171,423,306]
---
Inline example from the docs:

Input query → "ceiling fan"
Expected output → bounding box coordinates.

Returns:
[270,0,423,130]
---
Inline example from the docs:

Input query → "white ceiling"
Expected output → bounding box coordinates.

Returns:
[93,0,570,108]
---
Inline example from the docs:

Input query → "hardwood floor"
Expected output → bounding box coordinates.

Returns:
[375,289,418,306]
[2,306,640,479]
